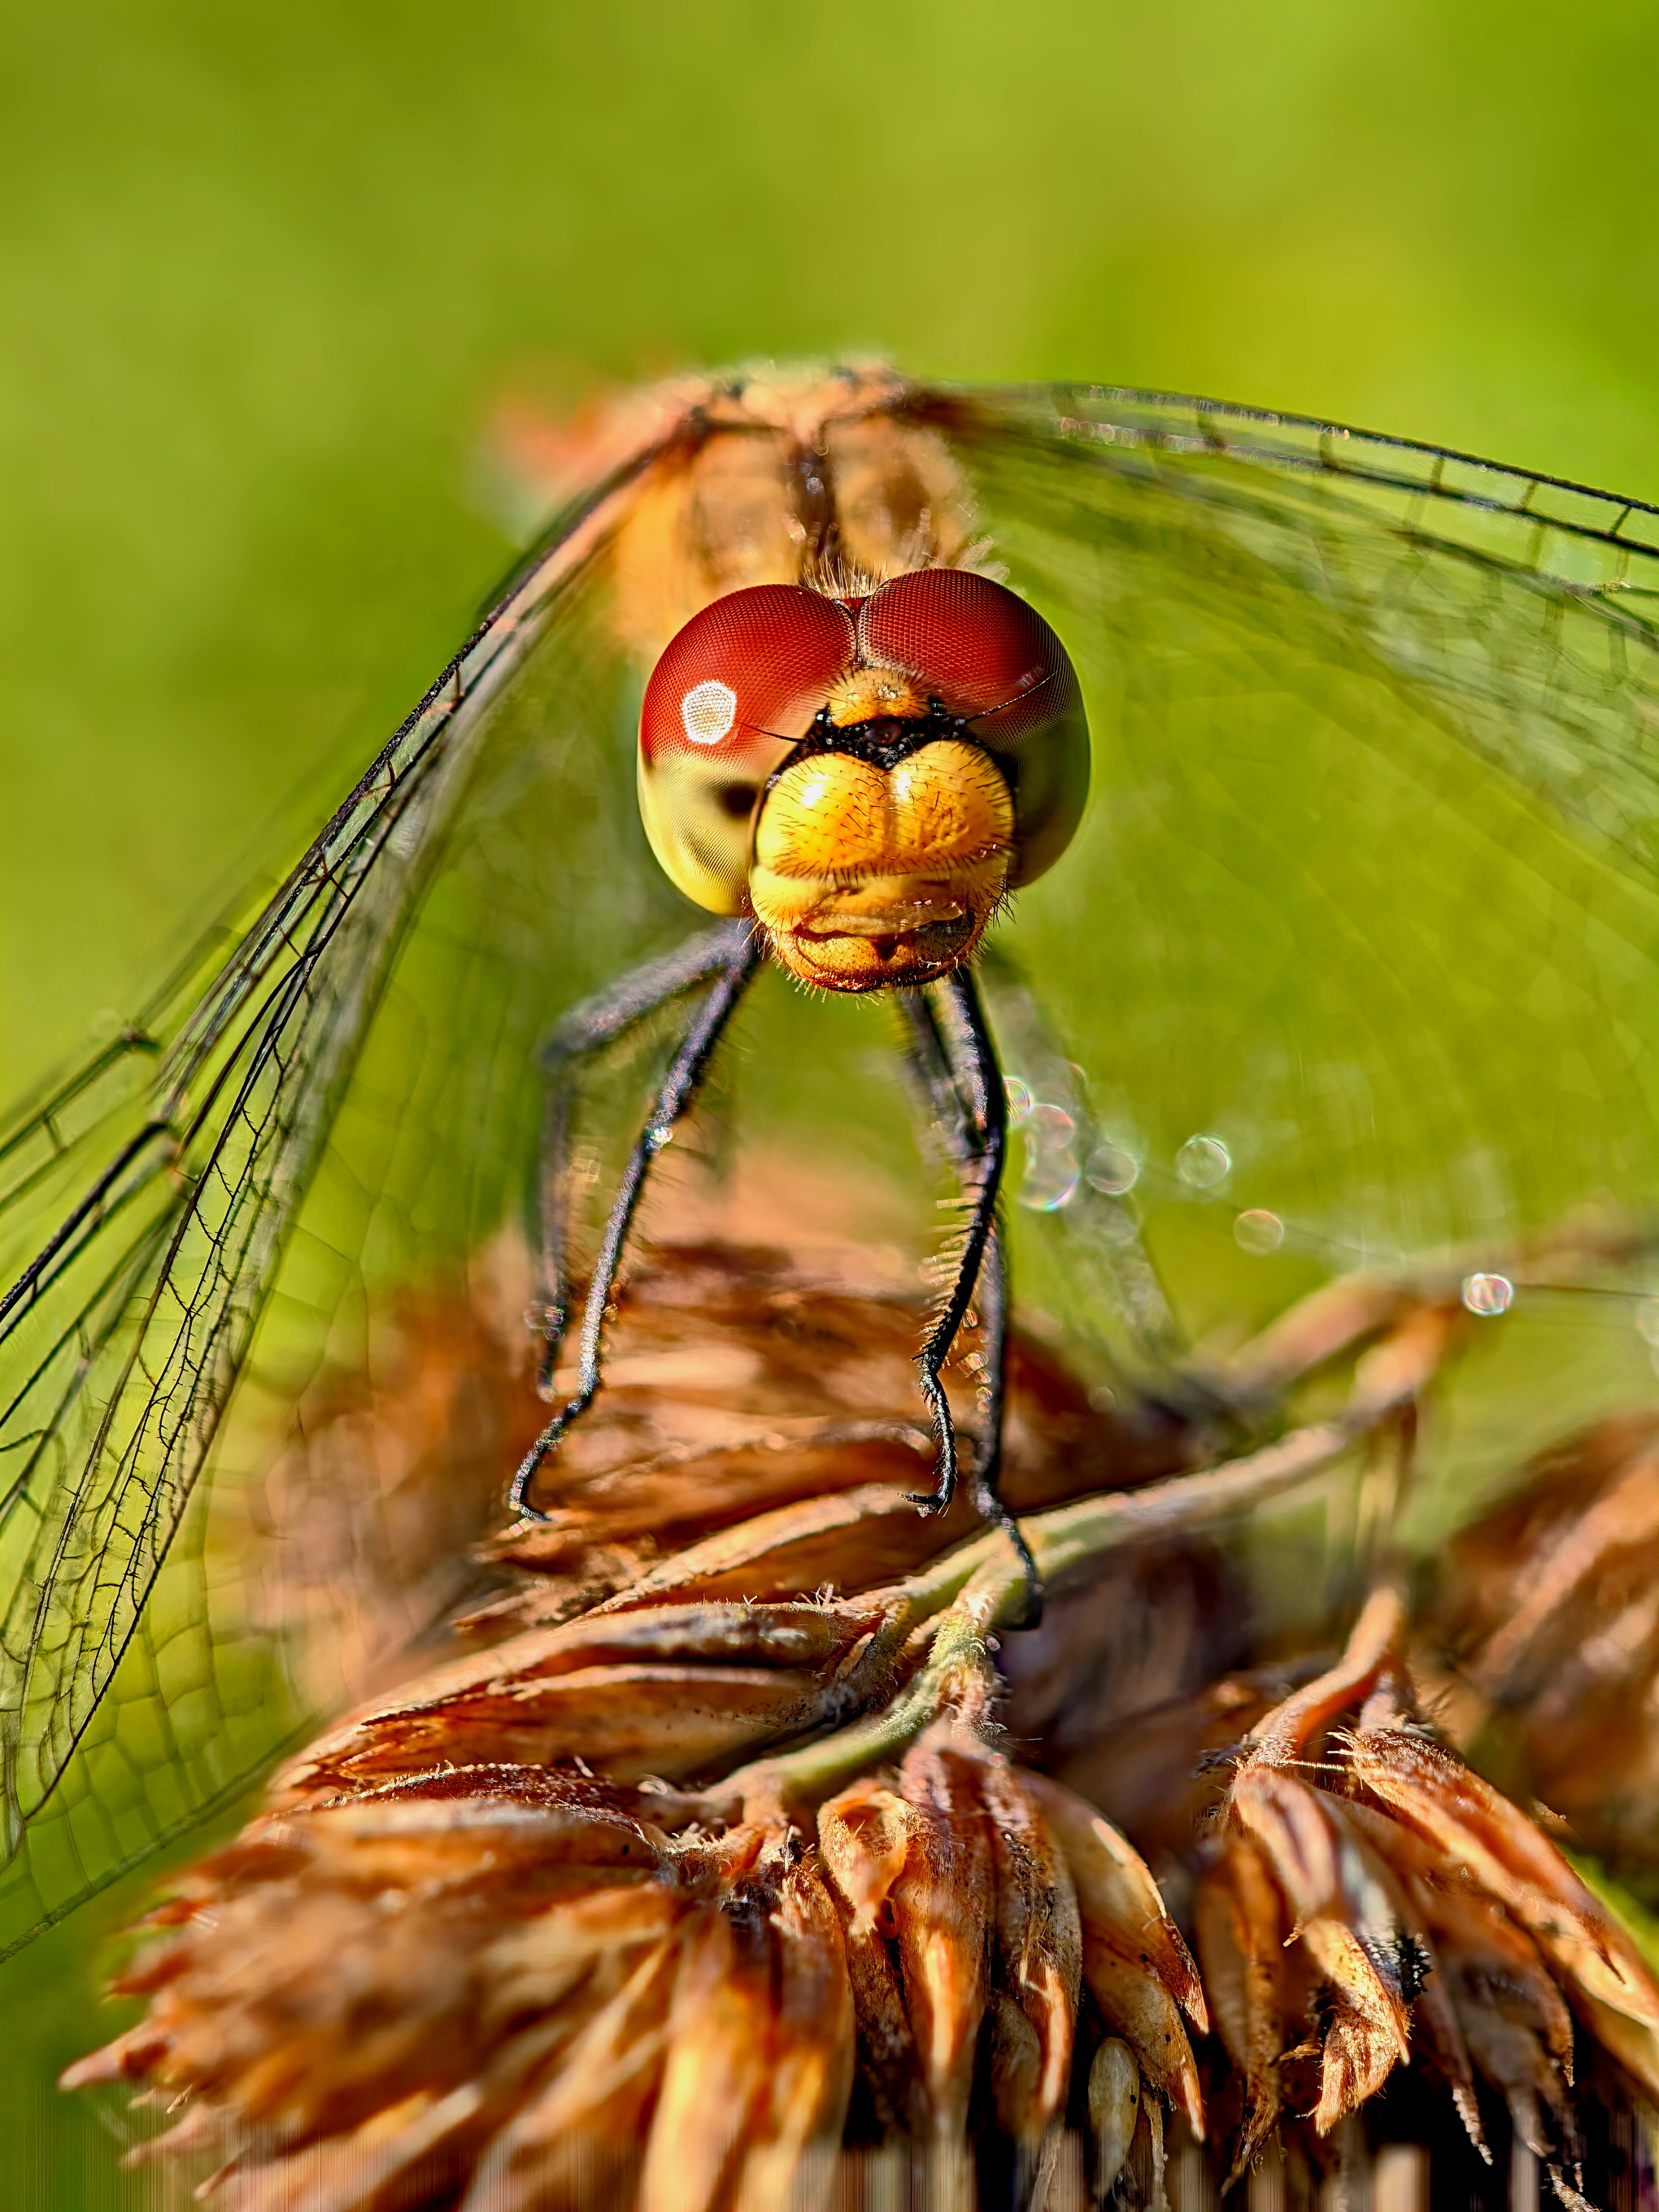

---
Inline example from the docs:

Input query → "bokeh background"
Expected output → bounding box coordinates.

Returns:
[5,1,1658,2201]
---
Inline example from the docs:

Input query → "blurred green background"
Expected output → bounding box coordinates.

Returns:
[4,1,1658,2200]
[4,0,1659,1095]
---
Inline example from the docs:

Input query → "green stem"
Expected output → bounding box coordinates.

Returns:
[713,1415,1358,1824]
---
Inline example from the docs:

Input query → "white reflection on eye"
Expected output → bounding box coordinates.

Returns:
[681,679,738,744]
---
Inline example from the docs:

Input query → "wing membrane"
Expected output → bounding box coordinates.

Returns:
[954,386,1659,872]
[0,439,666,1899]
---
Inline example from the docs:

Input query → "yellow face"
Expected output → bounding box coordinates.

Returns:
[637,569,1089,993]
[748,738,1017,989]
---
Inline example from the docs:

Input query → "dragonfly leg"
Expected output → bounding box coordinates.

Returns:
[897,969,1041,1620]
[528,919,760,1391]
[512,919,764,1518]
[970,1219,1041,1624]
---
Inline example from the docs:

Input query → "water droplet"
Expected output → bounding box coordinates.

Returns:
[1088,1383,1119,1413]
[1234,1208,1285,1255]
[1017,1102,1079,1211]
[1029,1103,1076,1145]
[1021,1165,1080,1210]
[1086,1143,1139,1196]
[1634,1300,1659,1349]
[1003,1077,1034,1129]
[1461,1272,1514,1317]
[1176,1134,1231,1191]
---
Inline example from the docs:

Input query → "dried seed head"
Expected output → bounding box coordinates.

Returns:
[64,1213,1659,2208]
[1425,1413,1659,1875]
[1204,1593,1659,2198]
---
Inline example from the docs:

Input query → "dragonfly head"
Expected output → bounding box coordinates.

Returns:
[637,569,1089,992]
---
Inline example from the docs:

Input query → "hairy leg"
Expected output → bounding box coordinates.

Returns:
[512,919,763,1517]
[895,973,1040,1614]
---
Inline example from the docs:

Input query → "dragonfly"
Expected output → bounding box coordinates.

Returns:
[3,364,1659,1962]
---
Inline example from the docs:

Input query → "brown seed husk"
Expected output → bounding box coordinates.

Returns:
[890,1729,995,2143]
[1192,1833,1289,2175]
[818,1779,925,2139]
[979,1757,1082,2145]
[1088,2035,1141,2196]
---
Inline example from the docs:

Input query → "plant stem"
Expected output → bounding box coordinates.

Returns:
[712,1415,1361,1825]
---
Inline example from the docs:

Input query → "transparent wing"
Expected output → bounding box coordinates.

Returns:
[960,385,1659,868]
[4,376,1658,1956]
[942,385,1659,1543]
[0,433,673,1949]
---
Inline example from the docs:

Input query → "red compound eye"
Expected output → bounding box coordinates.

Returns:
[856,568,1072,743]
[856,568,1090,889]
[639,585,855,767]
[637,585,856,915]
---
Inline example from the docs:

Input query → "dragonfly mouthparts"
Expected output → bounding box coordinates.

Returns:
[799,898,969,938]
